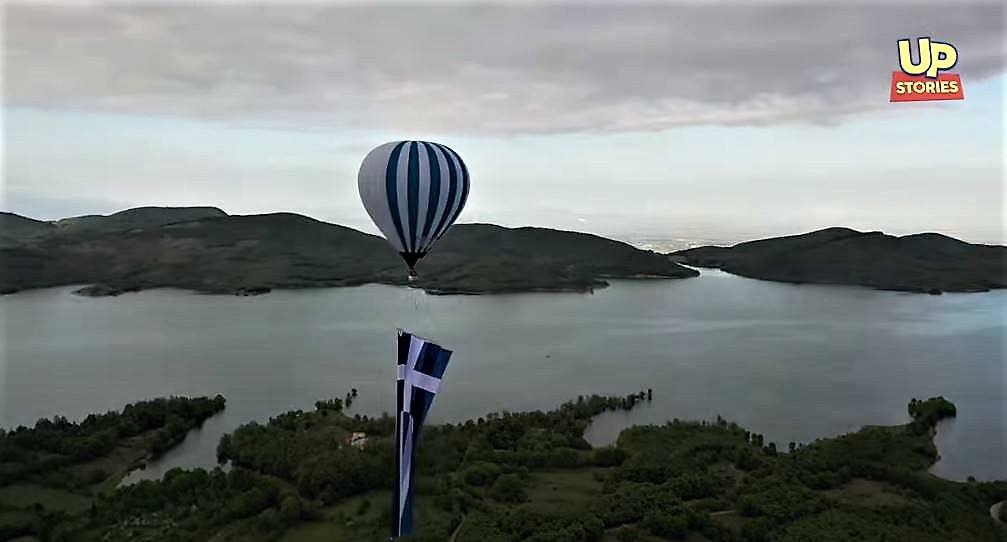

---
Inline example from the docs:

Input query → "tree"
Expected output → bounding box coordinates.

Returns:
[315,398,343,411]
[463,462,501,486]
[644,510,688,540]
[490,474,527,503]
[594,447,627,467]
[279,495,303,523]
[615,525,642,541]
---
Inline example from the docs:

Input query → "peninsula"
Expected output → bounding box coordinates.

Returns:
[671,227,1005,294]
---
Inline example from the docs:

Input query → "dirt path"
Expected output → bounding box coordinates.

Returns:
[448,514,466,542]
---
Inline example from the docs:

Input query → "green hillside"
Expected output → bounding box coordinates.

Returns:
[0,207,697,296]
[672,228,1005,293]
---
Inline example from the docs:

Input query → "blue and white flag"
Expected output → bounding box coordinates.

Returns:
[392,329,453,539]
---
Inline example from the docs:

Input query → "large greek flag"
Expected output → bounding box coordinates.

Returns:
[392,329,453,539]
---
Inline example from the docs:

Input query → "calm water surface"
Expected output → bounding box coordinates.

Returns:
[1,269,1003,482]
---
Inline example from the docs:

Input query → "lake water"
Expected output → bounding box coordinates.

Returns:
[1,269,1004,482]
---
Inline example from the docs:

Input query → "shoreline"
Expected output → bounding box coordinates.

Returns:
[13,272,1003,299]
[4,393,1002,541]
[7,274,693,298]
[4,257,1001,297]
[124,398,999,486]
[673,262,998,294]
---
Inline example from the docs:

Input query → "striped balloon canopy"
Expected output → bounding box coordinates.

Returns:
[358,140,470,274]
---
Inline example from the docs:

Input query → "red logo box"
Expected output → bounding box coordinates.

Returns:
[890,71,964,102]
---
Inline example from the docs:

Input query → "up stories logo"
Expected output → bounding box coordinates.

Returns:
[890,37,965,103]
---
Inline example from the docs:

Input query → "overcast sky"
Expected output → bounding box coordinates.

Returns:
[3,2,1005,242]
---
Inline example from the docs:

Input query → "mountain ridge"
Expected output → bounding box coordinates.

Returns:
[671,227,1006,294]
[4,209,1002,296]
[0,206,698,296]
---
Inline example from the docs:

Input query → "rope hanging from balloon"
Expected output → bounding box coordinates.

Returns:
[357,140,470,540]
[358,139,470,334]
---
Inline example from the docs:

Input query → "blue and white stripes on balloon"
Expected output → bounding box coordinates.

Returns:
[358,140,471,272]
[392,329,453,539]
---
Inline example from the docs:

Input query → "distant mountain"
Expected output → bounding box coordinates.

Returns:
[670,227,1006,293]
[0,207,697,296]
[52,206,228,237]
[0,212,56,243]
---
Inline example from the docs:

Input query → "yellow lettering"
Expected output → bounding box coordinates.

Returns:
[939,80,949,93]
[927,42,958,78]
[898,38,931,76]
[895,81,906,94]
[949,80,960,93]
[912,81,926,93]
[925,81,937,93]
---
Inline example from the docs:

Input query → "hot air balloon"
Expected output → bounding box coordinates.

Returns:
[358,140,470,277]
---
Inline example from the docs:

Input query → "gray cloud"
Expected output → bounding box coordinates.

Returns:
[5,2,1005,134]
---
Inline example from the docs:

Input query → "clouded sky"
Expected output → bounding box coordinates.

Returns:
[4,1,1005,242]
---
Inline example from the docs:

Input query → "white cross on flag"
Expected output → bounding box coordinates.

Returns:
[392,329,453,539]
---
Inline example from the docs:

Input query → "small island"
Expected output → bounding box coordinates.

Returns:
[2,392,1005,541]
[0,207,697,298]
[671,227,1006,294]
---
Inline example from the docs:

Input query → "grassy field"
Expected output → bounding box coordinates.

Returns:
[68,437,154,496]
[708,510,748,537]
[0,484,91,513]
[525,468,609,513]
[280,489,463,542]
[279,521,353,542]
[820,477,912,508]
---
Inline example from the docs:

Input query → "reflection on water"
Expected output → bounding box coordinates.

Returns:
[2,270,1004,482]
[117,414,233,486]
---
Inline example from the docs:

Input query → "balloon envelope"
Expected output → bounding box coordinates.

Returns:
[358,141,470,270]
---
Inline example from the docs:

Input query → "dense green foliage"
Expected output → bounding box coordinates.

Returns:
[0,396,226,540]
[217,408,395,503]
[1,207,697,296]
[70,467,319,541]
[908,396,957,433]
[0,395,225,486]
[3,393,1005,541]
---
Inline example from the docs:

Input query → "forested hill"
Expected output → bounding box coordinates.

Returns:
[671,227,1006,294]
[0,206,697,297]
